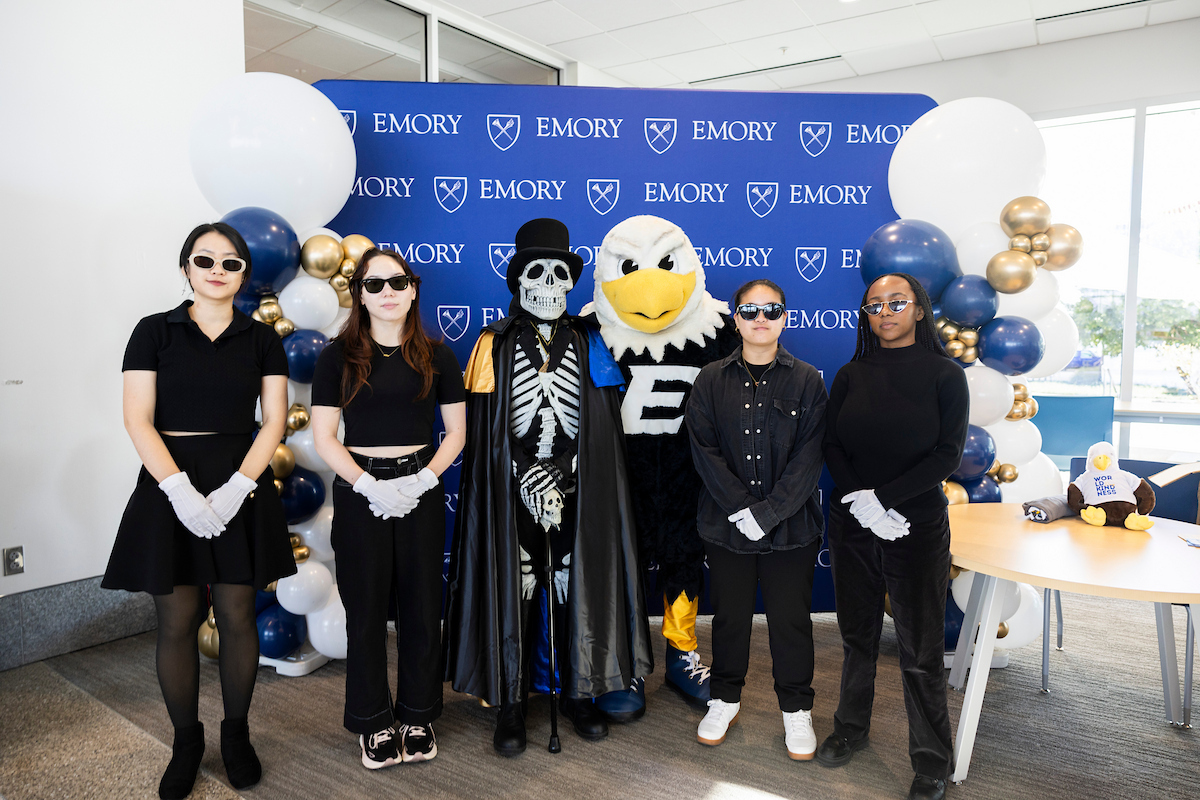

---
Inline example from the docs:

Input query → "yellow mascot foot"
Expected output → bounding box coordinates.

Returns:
[1124,512,1154,530]
[1080,506,1107,527]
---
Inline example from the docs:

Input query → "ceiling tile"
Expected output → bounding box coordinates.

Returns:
[273,27,391,73]
[609,14,725,58]
[692,0,813,44]
[655,44,758,82]
[345,54,423,82]
[1036,5,1148,44]
[246,51,344,84]
[604,59,684,87]
[730,26,838,69]
[841,37,941,75]
[771,57,856,88]
[245,45,266,61]
[552,32,646,69]
[672,0,739,10]
[442,0,540,15]
[244,6,313,51]
[295,0,343,11]
[322,0,425,42]
[556,0,684,30]
[933,19,1037,60]
[698,72,785,91]
[915,0,1033,37]
[817,6,930,51]
[1148,0,1200,25]
[793,0,914,26]
[1029,1,1114,18]
[486,2,603,45]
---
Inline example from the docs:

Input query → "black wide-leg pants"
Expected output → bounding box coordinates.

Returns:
[331,450,446,735]
[828,503,953,779]
[704,538,820,712]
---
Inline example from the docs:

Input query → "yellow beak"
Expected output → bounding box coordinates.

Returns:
[1093,454,1111,471]
[601,269,697,333]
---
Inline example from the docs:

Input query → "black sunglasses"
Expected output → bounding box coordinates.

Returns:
[188,253,246,272]
[735,302,785,321]
[861,299,912,316]
[358,275,416,293]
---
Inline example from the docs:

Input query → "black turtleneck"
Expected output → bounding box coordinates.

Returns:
[823,344,969,518]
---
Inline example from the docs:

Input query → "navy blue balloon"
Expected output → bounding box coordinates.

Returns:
[940,275,998,328]
[220,207,300,296]
[953,425,997,482]
[944,586,966,651]
[960,475,1002,503]
[255,590,277,615]
[861,219,961,301]
[233,290,260,316]
[256,604,307,659]
[280,464,326,524]
[978,316,1045,376]
[931,301,943,320]
[282,330,329,384]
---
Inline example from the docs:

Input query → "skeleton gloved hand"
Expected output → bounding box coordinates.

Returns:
[517,462,555,519]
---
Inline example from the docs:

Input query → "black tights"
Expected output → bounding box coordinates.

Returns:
[153,584,259,727]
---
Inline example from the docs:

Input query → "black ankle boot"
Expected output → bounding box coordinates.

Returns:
[220,718,262,789]
[493,701,527,756]
[159,722,205,800]
[560,696,608,741]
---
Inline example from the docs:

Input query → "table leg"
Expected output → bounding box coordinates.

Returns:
[949,572,986,691]
[1154,602,1182,725]
[951,574,1004,784]
[1042,588,1051,694]
[1184,605,1193,729]
[1055,590,1064,650]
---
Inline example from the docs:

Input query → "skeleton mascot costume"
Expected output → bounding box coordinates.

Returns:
[583,215,739,721]
[445,218,652,756]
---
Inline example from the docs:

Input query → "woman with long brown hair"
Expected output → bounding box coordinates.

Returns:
[310,248,465,769]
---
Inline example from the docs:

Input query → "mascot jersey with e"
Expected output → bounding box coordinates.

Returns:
[444,218,652,756]
[582,215,739,718]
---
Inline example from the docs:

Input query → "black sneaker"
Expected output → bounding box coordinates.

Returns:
[359,727,401,770]
[402,724,437,763]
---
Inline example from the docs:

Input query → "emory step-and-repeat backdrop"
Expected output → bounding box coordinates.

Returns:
[316,80,936,612]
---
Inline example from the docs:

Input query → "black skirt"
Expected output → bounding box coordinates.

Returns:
[102,433,297,595]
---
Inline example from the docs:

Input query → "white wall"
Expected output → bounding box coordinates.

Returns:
[797,18,1200,116]
[0,1,244,594]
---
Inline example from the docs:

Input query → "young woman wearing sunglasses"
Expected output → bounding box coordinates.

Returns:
[103,222,296,799]
[310,248,465,770]
[818,273,968,800]
[685,279,828,760]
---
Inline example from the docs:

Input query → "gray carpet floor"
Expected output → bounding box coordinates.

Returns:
[1,593,1196,800]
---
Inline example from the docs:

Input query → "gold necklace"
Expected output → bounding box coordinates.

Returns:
[373,339,401,358]
[742,355,762,387]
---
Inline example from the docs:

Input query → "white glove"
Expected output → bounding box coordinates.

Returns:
[871,509,912,542]
[159,472,225,539]
[843,490,888,529]
[392,467,439,500]
[727,508,767,542]
[206,472,259,526]
[354,472,418,519]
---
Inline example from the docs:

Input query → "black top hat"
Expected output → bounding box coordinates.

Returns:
[506,218,585,294]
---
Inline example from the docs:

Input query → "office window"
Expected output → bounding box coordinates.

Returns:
[438,23,558,86]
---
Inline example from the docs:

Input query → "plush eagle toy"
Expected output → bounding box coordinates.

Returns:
[1067,441,1156,529]
[582,215,739,721]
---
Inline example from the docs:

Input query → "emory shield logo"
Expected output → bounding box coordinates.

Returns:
[487,114,520,151]
[746,182,778,218]
[489,243,516,280]
[339,109,357,135]
[434,177,467,213]
[587,179,620,216]
[644,118,677,154]
[795,247,827,283]
[437,305,470,342]
[800,122,831,157]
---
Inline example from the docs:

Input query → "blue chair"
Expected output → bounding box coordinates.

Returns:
[1033,395,1115,470]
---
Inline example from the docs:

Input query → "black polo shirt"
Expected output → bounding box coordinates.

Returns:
[122,301,289,434]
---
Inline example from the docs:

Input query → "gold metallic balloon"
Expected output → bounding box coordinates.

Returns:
[997,463,1019,483]
[1031,250,1049,267]
[945,340,966,358]
[1030,232,1051,251]
[258,300,283,324]
[329,274,350,293]
[286,403,310,432]
[936,316,948,330]
[337,288,354,309]
[1006,399,1031,421]
[293,545,311,564]
[301,235,343,279]
[987,459,1001,478]
[949,565,963,581]
[944,481,969,506]
[1000,196,1052,237]
[883,594,893,618]
[198,622,220,659]
[274,479,284,493]
[957,328,979,348]
[341,234,376,264]
[986,250,1037,294]
[1009,235,1032,253]
[959,346,978,364]
[1042,223,1083,271]
[997,621,1010,639]
[339,258,358,278]
[1027,397,1039,419]
[1012,382,1030,402]
[274,318,295,338]
[289,533,302,549]
[271,444,295,479]
[251,309,264,323]
[940,321,960,343]
[265,580,278,593]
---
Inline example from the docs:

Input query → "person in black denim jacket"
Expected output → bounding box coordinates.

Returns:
[685,278,827,761]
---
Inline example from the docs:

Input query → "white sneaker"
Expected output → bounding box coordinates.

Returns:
[783,709,816,761]
[697,699,740,746]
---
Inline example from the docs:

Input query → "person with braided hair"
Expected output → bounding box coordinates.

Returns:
[817,273,968,800]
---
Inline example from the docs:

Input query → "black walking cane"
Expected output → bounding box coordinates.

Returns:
[544,526,562,754]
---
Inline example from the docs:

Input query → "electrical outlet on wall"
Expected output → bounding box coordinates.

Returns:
[3,547,24,576]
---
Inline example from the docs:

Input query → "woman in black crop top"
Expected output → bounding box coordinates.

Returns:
[103,222,297,800]
[310,247,465,770]
[817,273,968,800]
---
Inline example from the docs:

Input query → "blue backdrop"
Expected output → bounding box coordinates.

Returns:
[315,80,936,613]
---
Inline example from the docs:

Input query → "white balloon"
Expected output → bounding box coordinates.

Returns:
[952,572,1022,620]
[276,560,333,615]
[279,274,340,332]
[954,222,1011,278]
[289,426,332,473]
[996,269,1060,321]
[300,227,342,243]
[293,505,335,562]
[999,452,1064,504]
[307,583,348,659]
[189,72,356,234]
[994,583,1044,650]
[965,364,1016,427]
[290,380,312,410]
[890,98,1046,242]
[321,306,351,340]
[984,419,1043,467]
[1022,306,1080,380]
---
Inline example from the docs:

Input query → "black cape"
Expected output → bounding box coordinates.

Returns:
[444,314,653,705]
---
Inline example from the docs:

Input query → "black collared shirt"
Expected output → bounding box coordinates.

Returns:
[686,344,828,553]
[122,301,289,434]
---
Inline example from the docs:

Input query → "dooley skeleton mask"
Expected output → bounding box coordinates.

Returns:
[518,258,574,320]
